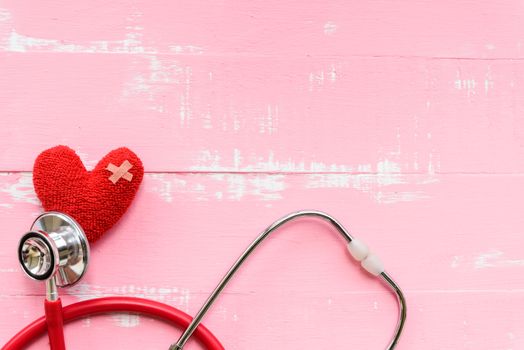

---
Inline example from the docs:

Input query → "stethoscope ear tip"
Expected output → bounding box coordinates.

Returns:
[18,212,90,287]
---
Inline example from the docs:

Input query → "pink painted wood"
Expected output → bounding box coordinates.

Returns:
[0,1,523,349]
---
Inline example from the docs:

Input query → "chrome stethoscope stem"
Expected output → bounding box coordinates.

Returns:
[380,271,407,349]
[170,210,406,350]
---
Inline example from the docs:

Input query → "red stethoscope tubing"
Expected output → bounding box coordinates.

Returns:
[45,299,66,350]
[2,297,224,350]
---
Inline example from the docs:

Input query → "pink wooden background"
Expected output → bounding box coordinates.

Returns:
[1,1,524,349]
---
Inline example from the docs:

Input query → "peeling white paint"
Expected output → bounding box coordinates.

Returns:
[233,148,242,170]
[113,313,141,328]
[0,7,202,54]
[329,64,337,82]
[2,28,202,54]
[0,8,11,22]
[374,190,429,204]
[259,105,279,135]
[121,54,185,110]
[6,30,141,53]
[69,283,192,311]
[454,71,477,97]
[309,64,339,90]
[323,22,337,35]
[484,66,494,94]
[454,78,476,93]
[194,150,222,171]
[309,70,325,91]
[148,173,187,203]
[306,174,433,204]
[68,283,192,328]
[191,149,403,173]
[216,173,285,201]
[245,174,285,201]
[376,159,402,185]
[189,150,437,203]
[232,113,242,132]
[474,250,524,269]
[148,172,285,202]
[451,255,461,269]
[0,173,39,204]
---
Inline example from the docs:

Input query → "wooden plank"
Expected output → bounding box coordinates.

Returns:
[1,172,522,292]
[1,292,523,349]
[1,54,524,173]
[1,1,523,58]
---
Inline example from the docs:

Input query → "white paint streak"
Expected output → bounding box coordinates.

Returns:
[474,250,524,269]
[454,78,476,94]
[0,173,39,204]
[68,283,193,328]
[0,8,11,22]
[451,255,461,269]
[180,67,193,126]
[194,150,222,171]
[1,26,202,55]
[211,173,285,201]
[484,65,494,94]
[5,30,152,54]
[113,313,141,328]
[69,283,192,310]
[0,8,202,55]
[189,149,437,203]
[148,172,285,202]
[374,190,429,204]
[309,70,325,91]
[323,22,338,35]
[329,64,337,82]
[454,71,477,97]
[309,63,339,90]
[192,149,396,173]
[259,105,279,135]
[121,54,185,111]
[148,173,187,203]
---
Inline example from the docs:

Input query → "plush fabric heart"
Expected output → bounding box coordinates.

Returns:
[33,146,144,243]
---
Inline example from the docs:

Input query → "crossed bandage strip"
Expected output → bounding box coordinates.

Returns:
[106,160,133,184]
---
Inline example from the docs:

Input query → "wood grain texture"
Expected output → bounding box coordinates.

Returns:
[0,1,523,349]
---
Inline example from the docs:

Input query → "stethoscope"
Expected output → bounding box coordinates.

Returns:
[4,210,406,349]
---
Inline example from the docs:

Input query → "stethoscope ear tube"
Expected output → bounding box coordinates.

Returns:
[171,210,407,350]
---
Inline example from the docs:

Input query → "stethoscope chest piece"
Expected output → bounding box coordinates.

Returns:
[18,211,90,287]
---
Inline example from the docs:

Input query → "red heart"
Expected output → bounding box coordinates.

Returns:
[33,146,144,242]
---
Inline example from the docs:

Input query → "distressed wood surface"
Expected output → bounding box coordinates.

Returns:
[1,1,523,349]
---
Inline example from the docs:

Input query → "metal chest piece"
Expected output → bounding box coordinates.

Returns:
[18,212,90,287]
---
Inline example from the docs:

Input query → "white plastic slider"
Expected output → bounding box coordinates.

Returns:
[347,238,369,261]
[347,238,385,276]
